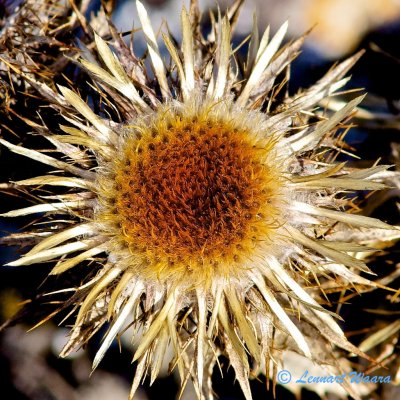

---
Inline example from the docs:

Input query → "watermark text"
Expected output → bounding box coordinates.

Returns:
[277,369,391,385]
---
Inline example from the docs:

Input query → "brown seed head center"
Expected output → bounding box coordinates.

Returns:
[113,116,280,273]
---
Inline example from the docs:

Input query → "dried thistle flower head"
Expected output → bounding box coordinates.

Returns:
[0,1,397,399]
[100,97,284,285]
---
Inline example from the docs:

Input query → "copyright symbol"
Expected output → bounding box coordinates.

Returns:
[277,370,292,384]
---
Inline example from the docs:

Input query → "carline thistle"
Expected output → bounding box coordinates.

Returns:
[0,1,396,399]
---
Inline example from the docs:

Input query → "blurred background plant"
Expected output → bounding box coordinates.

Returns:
[0,1,399,399]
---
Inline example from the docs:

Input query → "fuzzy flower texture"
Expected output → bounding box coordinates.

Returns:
[0,1,395,399]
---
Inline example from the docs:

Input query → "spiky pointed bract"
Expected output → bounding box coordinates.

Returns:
[0,1,397,399]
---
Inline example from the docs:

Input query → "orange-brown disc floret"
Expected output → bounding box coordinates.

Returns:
[111,111,282,280]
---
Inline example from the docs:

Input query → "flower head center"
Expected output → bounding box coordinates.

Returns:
[111,108,282,278]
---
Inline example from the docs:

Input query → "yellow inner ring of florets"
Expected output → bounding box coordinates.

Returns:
[112,110,282,279]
